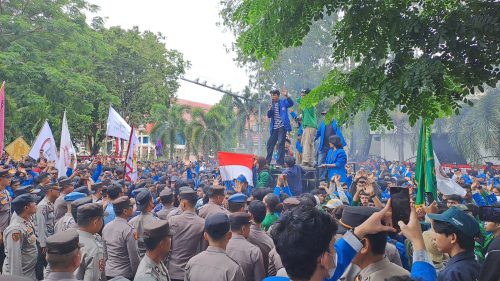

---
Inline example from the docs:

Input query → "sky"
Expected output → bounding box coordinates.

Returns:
[89,0,249,105]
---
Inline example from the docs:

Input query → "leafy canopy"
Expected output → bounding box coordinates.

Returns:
[227,0,500,129]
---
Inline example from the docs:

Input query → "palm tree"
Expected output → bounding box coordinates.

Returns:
[190,106,229,159]
[231,88,259,152]
[150,104,189,160]
[448,87,500,163]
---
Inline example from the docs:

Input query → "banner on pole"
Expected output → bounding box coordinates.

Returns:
[28,121,58,162]
[57,111,76,177]
[124,127,139,183]
[0,81,5,156]
[106,106,131,140]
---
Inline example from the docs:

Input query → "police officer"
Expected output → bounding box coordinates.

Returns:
[129,189,159,258]
[0,168,13,270]
[227,193,247,213]
[43,229,81,281]
[247,200,274,275]
[2,193,38,280]
[185,213,244,281]
[75,203,106,281]
[54,177,74,221]
[226,212,265,281]
[197,185,229,219]
[134,220,173,281]
[155,188,175,220]
[36,181,61,278]
[53,192,86,234]
[102,196,141,280]
[167,188,206,281]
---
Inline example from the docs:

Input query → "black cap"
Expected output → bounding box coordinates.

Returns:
[179,188,196,200]
[337,206,379,234]
[77,203,103,222]
[270,88,280,95]
[301,88,311,94]
[159,188,173,197]
[112,196,132,213]
[58,177,73,188]
[135,189,152,211]
[14,185,41,197]
[143,220,173,240]
[46,229,82,255]
[205,213,230,240]
[12,194,38,213]
[229,212,251,230]
[0,168,13,178]
[208,185,225,197]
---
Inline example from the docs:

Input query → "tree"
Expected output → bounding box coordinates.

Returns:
[223,0,500,129]
[150,104,189,160]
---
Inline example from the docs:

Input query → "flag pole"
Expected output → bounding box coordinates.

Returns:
[123,126,134,184]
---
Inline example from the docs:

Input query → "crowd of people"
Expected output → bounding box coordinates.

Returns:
[0,144,498,281]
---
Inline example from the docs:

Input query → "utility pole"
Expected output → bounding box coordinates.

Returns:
[179,77,249,100]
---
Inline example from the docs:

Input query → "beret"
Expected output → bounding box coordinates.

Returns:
[64,192,87,202]
[228,193,247,203]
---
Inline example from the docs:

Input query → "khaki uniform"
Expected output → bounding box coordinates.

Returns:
[43,271,77,281]
[102,217,141,279]
[134,254,171,281]
[247,224,274,274]
[156,205,176,220]
[197,202,229,219]
[385,242,402,267]
[2,215,38,280]
[357,256,409,281]
[53,194,67,221]
[226,234,265,281]
[267,247,283,276]
[0,189,12,234]
[54,212,77,234]
[75,230,106,281]
[166,210,206,280]
[166,207,182,220]
[185,246,245,281]
[35,197,55,247]
[129,212,159,258]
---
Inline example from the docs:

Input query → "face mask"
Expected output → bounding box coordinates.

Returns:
[326,252,337,278]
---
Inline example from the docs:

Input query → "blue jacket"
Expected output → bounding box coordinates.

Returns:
[315,121,347,150]
[282,164,304,195]
[267,97,294,134]
[437,251,480,281]
[274,186,293,198]
[326,148,348,183]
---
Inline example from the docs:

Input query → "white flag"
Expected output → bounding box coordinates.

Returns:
[57,111,76,177]
[106,106,131,140]
[434,152,466,197]
[124,127,139,183]
[29,121,58,162]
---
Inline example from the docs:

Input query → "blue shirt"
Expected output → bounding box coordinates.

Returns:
[437,251,480,281]
[326,148,348,182]
[104,203,116,225]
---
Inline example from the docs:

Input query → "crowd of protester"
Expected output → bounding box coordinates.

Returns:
[0,150,498,281]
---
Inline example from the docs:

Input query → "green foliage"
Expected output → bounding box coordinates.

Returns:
[224,0,500,129]
[150,104,189,160]
[0,0,186,153]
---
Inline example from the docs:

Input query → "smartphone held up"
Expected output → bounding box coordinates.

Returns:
[390,186,411,231]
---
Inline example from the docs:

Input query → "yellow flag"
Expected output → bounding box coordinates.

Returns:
[5,137,31,161]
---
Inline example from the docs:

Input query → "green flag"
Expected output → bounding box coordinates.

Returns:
[415,121,437,206]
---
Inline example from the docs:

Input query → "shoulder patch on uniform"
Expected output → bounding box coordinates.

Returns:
[133,231,138,241]
[11,231,21,242]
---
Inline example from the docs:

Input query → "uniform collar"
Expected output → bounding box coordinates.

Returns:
[358,256,392,279]
[78,229,95,239]
[47,272,75,279]
[231,233,246,240]
[447,250,475,265]
[206,246,226,254]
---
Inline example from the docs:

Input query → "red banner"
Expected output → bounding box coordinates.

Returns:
[0,81,5,156]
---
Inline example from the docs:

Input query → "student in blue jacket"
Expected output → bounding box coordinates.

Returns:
[266,88,294,166]
[321,135,348,183]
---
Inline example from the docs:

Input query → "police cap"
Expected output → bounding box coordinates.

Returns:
[46,229,82,255]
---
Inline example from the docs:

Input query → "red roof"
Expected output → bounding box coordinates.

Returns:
[176,98,212,111]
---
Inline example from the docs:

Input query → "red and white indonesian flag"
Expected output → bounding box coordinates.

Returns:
[218,152,254,184]
[125,127,139,183]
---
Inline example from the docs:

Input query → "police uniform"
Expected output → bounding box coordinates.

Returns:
[53,178,74,221]
[155,188,175,220]
[0,169,13,272]
[53,192,87,234]
[197,186,229,219]
[43,229,81,281]
[74,203,106,281]
[356,256,409,281]
[267,247,283,276]
[102,196,141,279]
[35,183,60,248]
[247,224,275,275]
[129,189,159,258]
[134,220,173,281]
[226,213,265,281]
[185,213,244,281]
[166,189,206,280]
[2,194,38,280]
